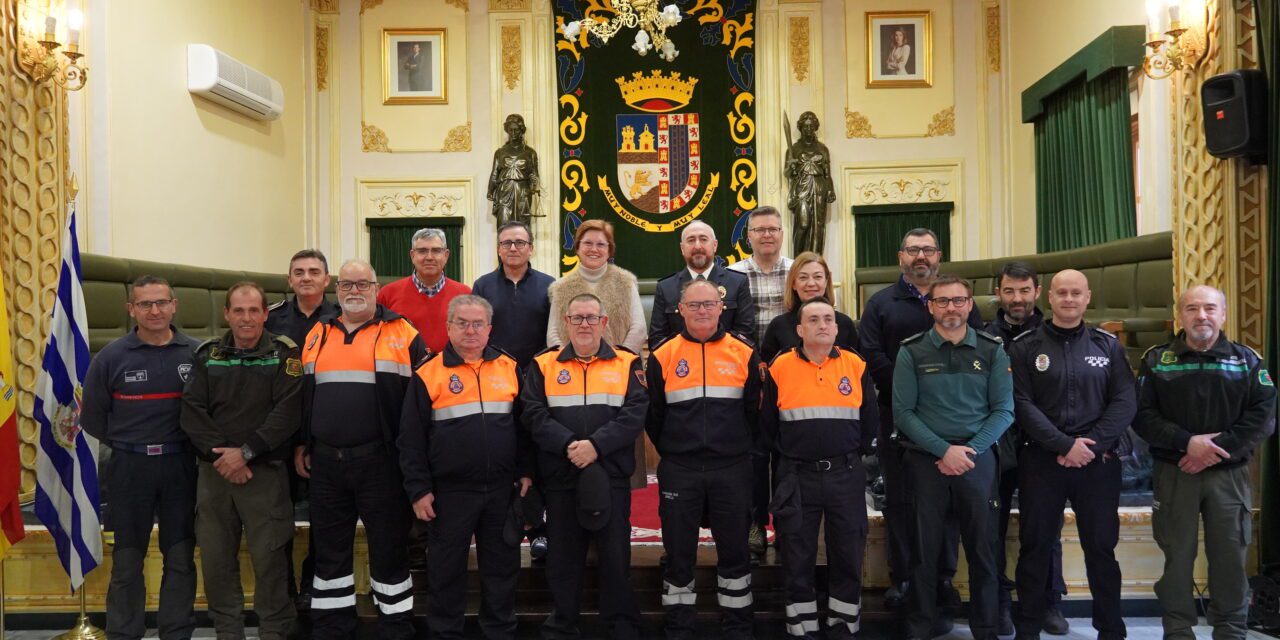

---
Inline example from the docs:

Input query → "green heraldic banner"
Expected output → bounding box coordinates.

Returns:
[554,0,758,278]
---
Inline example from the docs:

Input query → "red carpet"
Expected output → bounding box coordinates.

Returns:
[629,474,775,545]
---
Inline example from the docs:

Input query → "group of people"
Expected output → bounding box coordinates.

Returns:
[80,207,1275,640]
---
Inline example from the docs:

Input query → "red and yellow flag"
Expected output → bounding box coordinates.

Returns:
[0,273,25,560]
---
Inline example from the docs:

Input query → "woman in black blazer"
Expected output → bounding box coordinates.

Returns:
[759,251,858,362]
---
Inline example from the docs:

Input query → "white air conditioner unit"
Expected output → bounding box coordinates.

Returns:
[187,44,284,121]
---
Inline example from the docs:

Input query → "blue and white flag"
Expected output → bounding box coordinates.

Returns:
[33,208,101,591]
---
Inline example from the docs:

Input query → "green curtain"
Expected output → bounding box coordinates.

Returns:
[366,217,465,282]
[851,202,953,268]
[1256,0,1280,574]
[1033,67,1138,253]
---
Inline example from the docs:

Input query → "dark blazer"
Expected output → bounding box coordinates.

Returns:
[648,264,756,350]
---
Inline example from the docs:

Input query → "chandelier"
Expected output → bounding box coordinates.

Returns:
[562,0,685,62]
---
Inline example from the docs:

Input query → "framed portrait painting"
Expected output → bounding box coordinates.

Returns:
[382,28,447,104]
[866,11,932,88]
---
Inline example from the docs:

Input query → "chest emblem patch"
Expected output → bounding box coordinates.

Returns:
[557,369,571,384]
[1035,354,1050,372]
[1085,356,1110,368]
[675,359,690,378]
[177,364,193,383]
[124,370,148,383]
[972,360,983,371]
[838,376,853,396]
[1160,350,1177,365]
[449,374,464,394]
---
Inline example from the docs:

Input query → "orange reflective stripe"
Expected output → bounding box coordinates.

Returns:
[415,354,520,410]
[770,350,867,412]
[651,335,753,394]
[301,319,418,376]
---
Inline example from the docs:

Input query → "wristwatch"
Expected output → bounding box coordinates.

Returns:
[240,444,257,463]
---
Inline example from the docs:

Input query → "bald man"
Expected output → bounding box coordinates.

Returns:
[649,222,756,350]
[1135,286,1276,640]
[1006,270,1135,640]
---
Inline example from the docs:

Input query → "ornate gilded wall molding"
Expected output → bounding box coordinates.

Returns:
[362,121,391,152]
[1234,0,1267,351]
[490,0,531,9]
[789,17,810,83]
[501,25,522,90]
[311,0,339,13]
[844,109,873,138]
[360,0,383,14]
[315,24,331,92]
[924,106,955,137]
[446,0,469,10]
[442,122,473,152]
[985,4,1001,73]
[370,192,464,217]
[852,178,951,205]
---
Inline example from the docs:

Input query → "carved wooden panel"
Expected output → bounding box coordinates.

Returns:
[1234,0,1267,351]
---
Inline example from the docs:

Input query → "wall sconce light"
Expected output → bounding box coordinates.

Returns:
[14,1,88,90]
[1143,0,1203,79]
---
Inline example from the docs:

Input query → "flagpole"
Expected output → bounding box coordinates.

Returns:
[51,585,105,640]
[1,558,7,640]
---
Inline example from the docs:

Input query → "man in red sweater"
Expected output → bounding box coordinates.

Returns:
[376,228,472,354]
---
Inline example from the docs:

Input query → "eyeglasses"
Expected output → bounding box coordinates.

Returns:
[579,241,609,250]
[498,240,531,250]
[902,246,940,257]
[749,226,782,235]
[566,314,604,325]
[929,296,971,308]
[411,247,447,257]
[131,299,174,311]
[681,300,721,311]
[336,280,376,292]
[449,320,489,331]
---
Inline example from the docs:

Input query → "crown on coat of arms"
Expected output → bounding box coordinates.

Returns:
[615,70,698,112]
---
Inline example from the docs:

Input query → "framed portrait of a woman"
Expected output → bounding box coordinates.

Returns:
[866,11,932,88]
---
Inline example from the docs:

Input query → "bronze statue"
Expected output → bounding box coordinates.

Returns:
[785,111,836,256]
[487,114,541,229]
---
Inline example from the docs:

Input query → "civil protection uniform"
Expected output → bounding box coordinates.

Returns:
[81,326,200,640]
[299,305,426,639]
[891,326,1013,640]
[1134,332,1277,640]
[984,308,1067,619]
[761,346,880,639]
[648,265,758,349]
[859,276,981,594]
[646,328,762,639]
[522,341,648,639]
[180,330,303,640]
[398,343,531,639]
[1008,322,1136,639]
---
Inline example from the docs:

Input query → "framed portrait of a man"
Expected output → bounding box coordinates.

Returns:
[866,11,932,88]
[382,28,446,104]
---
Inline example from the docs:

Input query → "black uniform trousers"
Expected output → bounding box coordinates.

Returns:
[308,443,414,640]
[105,449,198,640]
[542,486,641,639]
[749,449,773,528]
[879,409,960,590]
[997,465,1065,610]
[1016,447,1125,639]
[427,487,520,639]
[778,457,867,639]
[904,448,1000,640]
[658,457,754,639]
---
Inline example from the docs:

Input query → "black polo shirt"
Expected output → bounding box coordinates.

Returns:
[266,296,339,346]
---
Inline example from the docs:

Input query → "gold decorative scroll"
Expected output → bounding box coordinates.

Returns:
[844,109,873,138]
[789,17,810,83]
[490,0,531,9]
[362,121,391,152]
[360,0,384,14]
[315,24,330,92]
[924,106,955,137]
[501,25,521,90]
[1233,0,1267,351]
[442,121,472,152]
[446,0,469,10]
[312,0,339,13]
[985,4,1000,73]
[853,178,950,204]
[370,192,463,217]
[2,0,69,499]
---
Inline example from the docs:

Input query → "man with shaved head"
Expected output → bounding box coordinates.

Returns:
[1006,269,1135,640]
[649,221,756,349]
[1135,285,1276,640]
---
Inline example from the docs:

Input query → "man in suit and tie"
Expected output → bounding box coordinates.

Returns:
[649,221,756,350]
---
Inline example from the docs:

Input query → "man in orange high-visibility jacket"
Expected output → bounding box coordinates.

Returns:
[647,278,763,640]
[522,292,648,640]
[760,297,880,639]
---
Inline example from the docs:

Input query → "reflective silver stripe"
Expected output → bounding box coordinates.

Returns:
[304,362,316,374]
[375,359,412,377]
[827,596,861,616]
[717,574,751,590]
[717,592,754,608]
[546,394,625,408]
[785,601,818,617]
[312,574,354,590]
[311,594,357,609]
[370,575,414,596]
[376,595,414,614]
[779,406,860,422]
[665,385,745,403]
[433,401,514,420]
[786,620,819,636]
[314,370,376,385]
[661,580,697,606]
[827,618,860,633]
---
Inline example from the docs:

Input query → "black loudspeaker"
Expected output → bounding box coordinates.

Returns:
[1201,69,1268,162]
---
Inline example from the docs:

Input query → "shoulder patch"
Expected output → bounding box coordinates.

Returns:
[285,357,303,377]
[1011,330,1035,343]
[728,330,756,348]
[899,331,927,345]
[273,334,298,350]
[634,368,648,388]
[268,299,287,311]
[1259,369,1274,387]
[1245,344,1264,360]
[975,329,1003,344]
[195,338,221,356]
[1090,326,1119,340]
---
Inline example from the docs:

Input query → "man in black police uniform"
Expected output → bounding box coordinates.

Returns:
[1135,285,1276,640]
[983,262,1068,635]
[82,275,201,640]
[858,228,981,613]
[649,221,756,349]
[1007,270,1135,640]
